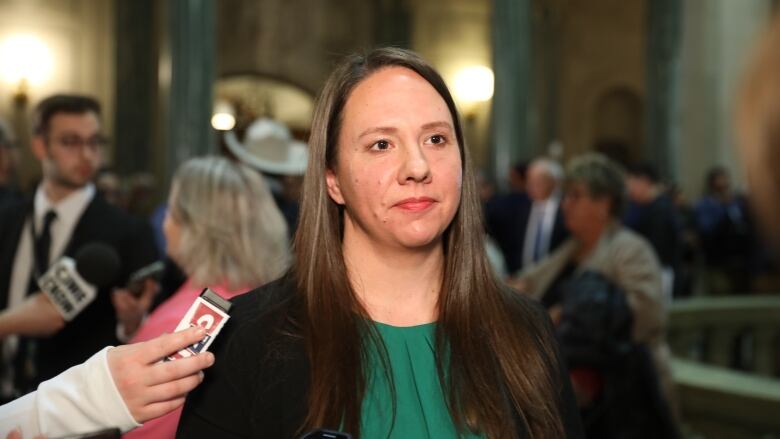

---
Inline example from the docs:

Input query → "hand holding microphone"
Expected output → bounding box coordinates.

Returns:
[111,279,159,339]
[107,326,215,423]
[0,326,216,439]
[0,293,64,339]
[0,244,121,339]
[39,243,120,321]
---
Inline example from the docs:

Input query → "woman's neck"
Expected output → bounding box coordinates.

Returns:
[341,228,443,327]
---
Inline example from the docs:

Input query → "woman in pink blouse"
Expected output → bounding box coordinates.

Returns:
[121,156,290,439]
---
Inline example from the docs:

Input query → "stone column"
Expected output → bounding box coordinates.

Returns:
[645,0,683,181]
[166,0,216,182]
[490,0,532,190]
[114,0,157,175]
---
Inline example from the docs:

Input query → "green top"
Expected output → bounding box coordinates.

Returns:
[360,322,483,439]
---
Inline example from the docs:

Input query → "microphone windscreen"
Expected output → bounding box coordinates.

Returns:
[74,243,121,288]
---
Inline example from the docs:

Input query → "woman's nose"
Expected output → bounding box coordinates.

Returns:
[398,143,432,184]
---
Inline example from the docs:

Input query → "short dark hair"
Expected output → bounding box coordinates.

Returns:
[705,166,729,193]
[567,153,627,218]
[627,162,660,183]
[33,94,101,135]
[512,161,529,178]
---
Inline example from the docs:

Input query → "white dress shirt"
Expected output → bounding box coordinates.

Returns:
[522,195,561,268]
[0,347,139,436]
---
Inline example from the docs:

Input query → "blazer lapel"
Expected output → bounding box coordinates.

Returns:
[62,196,102,258]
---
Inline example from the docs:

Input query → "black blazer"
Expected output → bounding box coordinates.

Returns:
[177,276,584,438]
[0,194,157,383]
[485,192,532,274]
[486,195,569,275]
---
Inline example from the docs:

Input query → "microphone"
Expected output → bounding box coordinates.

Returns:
[38,243,121,321]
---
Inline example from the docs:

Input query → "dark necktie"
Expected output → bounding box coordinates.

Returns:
[36,210,58,272]
[28,209,58,294]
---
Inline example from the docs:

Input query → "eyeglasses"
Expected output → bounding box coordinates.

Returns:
[49,135,109,153]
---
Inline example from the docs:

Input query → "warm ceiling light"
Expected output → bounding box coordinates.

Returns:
[452,66,494,104]
[0,34,54,88]
[211,100,236,131]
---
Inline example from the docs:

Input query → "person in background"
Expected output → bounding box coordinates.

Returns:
[484,161,531,274]
[693,166,756,294]
[0,325,214,438]
[117,156,289,439]
[0,119,21,208]
[667,184,698,297]
[518,158,568,273]
[178,47,582,438]
[516,154,676,438]
[624,162,682,298]
[0,95,157,400]
[94,167,125,208]
[222,117,309,239]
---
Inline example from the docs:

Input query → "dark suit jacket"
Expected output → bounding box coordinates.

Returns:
[0,193,157,384]
[487,195,569,275]
[624,194,681,270]
[515,201,569,274]
[485,192,532,274]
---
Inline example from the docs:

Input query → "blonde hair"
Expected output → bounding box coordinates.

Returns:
[169,156,289,289]
[737,14,780,243]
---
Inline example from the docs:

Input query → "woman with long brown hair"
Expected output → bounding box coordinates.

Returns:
[177,47,581,438]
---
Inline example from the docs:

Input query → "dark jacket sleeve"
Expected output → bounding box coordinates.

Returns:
[177,277,308,438]
[177,292,266,438]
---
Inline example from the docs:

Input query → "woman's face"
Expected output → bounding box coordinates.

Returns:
[562,182,611,239]
[326,66,463,251]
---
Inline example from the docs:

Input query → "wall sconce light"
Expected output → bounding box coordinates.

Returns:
[211,100,236,131]
[452,65,494,113]
[0,34,54,105]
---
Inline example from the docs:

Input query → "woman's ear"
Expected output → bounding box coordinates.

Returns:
[325,168,345,205]
[31,135,48,161]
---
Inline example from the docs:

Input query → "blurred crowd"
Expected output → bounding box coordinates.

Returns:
[484,156,776,298]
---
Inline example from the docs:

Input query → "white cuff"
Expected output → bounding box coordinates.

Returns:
[35,347,141,436]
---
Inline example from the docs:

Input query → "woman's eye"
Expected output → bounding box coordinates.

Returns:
[371,140,390,150]
[428,134,446,145]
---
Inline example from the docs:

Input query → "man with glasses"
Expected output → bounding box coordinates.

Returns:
[0,95,157,401]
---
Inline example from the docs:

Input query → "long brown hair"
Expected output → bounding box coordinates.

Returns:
[293,47,564,438]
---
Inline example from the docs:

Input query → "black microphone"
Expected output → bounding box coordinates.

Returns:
[38,243,121,321]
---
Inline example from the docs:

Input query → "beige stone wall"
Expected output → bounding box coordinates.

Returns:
[678,0,774,198]
[216,0,377,95]
[217,0,496,171]
[556,0,646,160]
[409,0,492,171]
[0,0,115,188]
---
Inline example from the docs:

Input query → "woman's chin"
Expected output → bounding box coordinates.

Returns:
[394,231,444,251]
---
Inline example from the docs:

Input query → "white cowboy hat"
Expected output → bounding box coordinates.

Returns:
[224,118,308,176]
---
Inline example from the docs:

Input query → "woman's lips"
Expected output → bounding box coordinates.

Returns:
[394,197,436,212]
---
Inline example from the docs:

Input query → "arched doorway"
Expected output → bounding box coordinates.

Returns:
[592,86,643,167]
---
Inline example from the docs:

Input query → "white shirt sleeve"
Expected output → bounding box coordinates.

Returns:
[0,347,140,437]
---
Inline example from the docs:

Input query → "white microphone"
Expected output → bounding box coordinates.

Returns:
[38,243,121,321]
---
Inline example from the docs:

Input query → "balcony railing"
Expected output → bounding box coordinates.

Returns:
[668,296,780,438]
